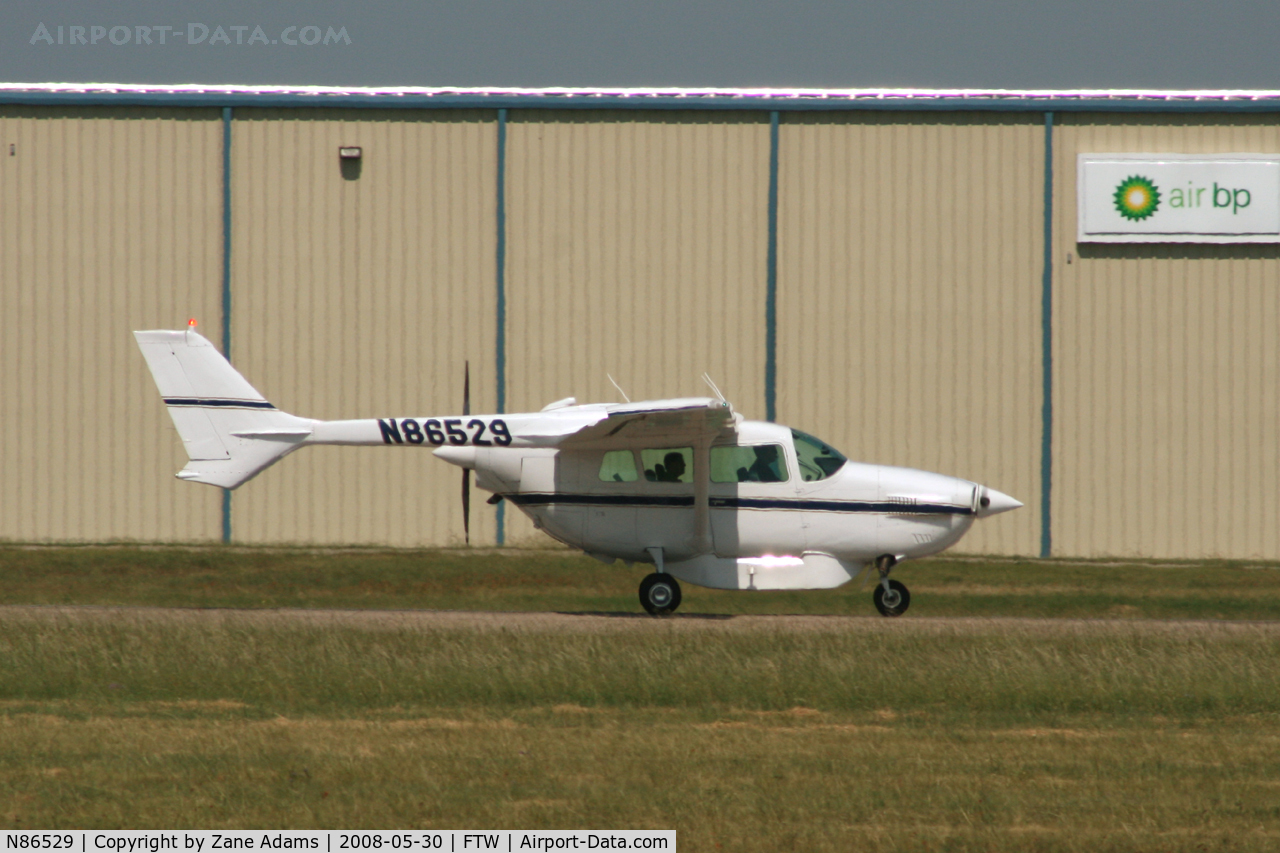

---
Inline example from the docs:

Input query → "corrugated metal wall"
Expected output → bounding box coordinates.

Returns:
[1053,114,1280,558]
[228,109,499,546]
[7,103,1280,560]
[503,110,771,545]
[776,113,1043,556]
[0,106,224,542]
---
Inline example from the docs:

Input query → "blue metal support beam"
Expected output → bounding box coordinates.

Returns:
[765,111,780,422]
[221,104,234,537]
[1040,111,1054,558]
[221,105,233,544]
[495,108,508,546]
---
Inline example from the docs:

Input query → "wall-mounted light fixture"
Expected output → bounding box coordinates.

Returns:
[338,146,362,181]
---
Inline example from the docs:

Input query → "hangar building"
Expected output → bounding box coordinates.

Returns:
[3,84,1279,559]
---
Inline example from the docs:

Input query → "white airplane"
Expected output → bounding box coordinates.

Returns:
[135,326,1022,616]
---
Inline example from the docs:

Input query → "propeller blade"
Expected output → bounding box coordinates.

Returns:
[462,360,471,545]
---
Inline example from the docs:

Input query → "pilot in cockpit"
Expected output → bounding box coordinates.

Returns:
[737,445,784,483]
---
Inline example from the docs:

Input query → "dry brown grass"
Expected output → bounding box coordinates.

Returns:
[1,607,1278,849]
[3,705,1279,851]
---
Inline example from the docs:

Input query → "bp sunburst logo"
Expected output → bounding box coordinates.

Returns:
[1114,175,1161,220]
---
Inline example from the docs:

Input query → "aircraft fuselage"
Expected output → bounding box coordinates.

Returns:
[435,418,1016,592]
[133,329,1021,614]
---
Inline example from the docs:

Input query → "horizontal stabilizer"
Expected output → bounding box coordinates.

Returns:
[230,429,315,440]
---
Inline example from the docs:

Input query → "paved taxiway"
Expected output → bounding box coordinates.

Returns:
[2,605,1277,638]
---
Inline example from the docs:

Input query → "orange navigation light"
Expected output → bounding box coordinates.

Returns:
[188,318,198,327]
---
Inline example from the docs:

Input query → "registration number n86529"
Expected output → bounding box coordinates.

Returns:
[377,418,512,447]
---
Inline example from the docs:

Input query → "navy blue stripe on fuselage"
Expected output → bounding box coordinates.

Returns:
[711,497,973,515]
[505,493,971,515]
[508,493,695,508]
[163,397,277,409]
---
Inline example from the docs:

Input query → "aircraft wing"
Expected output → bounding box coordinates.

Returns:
[518,398,737,447]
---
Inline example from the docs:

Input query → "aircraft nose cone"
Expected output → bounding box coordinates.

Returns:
[977,486,1023,517]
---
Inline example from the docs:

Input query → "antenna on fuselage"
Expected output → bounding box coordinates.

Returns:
[607,374,632,403]
[701,373,727,404]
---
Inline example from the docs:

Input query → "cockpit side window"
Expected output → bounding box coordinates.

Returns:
[791,429,847,482]
[641,447,693,483]
[710,444,789,483]
[599,449,639,482]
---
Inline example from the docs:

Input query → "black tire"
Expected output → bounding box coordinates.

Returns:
[873,579,910,617]
[639,573,682,616]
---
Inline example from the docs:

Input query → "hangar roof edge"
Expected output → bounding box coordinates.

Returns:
[7,83,1280,111]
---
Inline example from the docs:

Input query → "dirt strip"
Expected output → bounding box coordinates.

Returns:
[2,605,1278,638]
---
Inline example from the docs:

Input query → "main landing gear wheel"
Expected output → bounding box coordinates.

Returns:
[873,579,911,617]
[639,573,682,616]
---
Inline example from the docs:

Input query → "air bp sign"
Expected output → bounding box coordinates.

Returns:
[1078,154,1280,243]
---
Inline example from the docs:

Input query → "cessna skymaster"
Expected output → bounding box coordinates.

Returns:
[135,326,1022,616]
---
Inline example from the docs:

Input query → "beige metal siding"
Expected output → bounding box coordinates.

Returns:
[776,113,1044,556]
[1054,114,1280,558]
[11,101,1278,562]
[0,106,224,542]
[228,109,499,546]
[503,110,770,545]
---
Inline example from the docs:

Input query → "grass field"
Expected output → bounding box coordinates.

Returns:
[3,546,1280,850]
[4,545,1280,619]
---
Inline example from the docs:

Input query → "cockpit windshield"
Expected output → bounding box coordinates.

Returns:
[791,429,847,481]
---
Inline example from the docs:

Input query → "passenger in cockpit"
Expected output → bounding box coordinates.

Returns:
[653,452,687,482]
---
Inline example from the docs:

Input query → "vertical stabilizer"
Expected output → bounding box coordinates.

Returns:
[133,329,314,488]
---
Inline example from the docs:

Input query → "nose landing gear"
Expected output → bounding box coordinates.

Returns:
[639,573,682,616]
[872,554,910,617]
